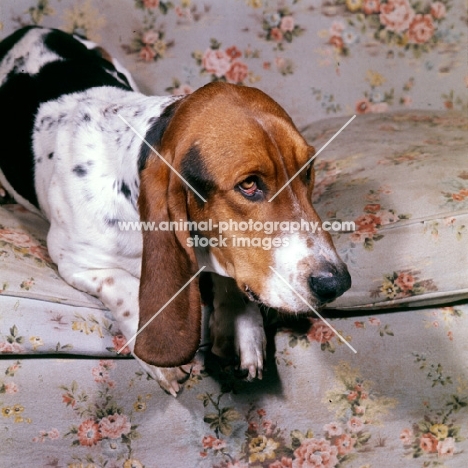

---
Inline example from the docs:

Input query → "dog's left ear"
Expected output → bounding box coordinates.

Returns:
[135,158,201,367]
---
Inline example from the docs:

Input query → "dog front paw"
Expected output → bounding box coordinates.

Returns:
[236,323,267,381]
[136,358,192,397]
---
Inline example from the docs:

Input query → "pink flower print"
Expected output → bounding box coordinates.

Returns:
[408,14,435,44]
[280,16,295,32]
[379,0,415,33]
[323,422,343,437]
[333,433,355,455]
[347,417,364,433]
[77,419,101,446]
[399,428,413,445]
[430,2,446,19]
[99,414,131,439]
[202,48,231,78]
[292,438,339,468]
[226,60,248,84]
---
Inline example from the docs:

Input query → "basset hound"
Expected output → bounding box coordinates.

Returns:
[0,26,351,396]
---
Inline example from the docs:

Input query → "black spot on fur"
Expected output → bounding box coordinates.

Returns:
[180,145,215,202]
[72,165,87,177]
[119,181,131,199]
[82,113,91,122]
[12,56,26,73]
[48,152,54,159]
[37,115,56,132]
[138,98,186,172]
[105,218,118,226]
[126,136,135,151]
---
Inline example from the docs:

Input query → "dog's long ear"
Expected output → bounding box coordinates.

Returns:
[134,98,201,368]
[135,159,201,367]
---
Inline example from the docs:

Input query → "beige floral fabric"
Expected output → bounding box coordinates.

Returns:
[1,303,468,467]
[0,204,106,309]
[303,110,468,309]
[0,205,126,357]
[0,0,466,127]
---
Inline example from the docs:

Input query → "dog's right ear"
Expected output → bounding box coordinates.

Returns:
[136,160,201,368]
[134,97,202,368]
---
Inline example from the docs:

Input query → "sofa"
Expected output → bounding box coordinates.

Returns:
[1,109,467,468]
[1,0,467,466]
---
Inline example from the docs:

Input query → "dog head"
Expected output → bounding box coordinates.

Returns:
[135,82,351,366]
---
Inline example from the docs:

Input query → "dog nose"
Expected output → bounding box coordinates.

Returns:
[308,264,351,304]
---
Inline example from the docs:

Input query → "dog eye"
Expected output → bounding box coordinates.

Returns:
[240,177,256,191]
[237,176,262,199]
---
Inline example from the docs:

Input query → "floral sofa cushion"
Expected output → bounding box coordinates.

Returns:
[0,204,104,309]
[2,302,468,467]
[303,110,468,310]
[0,204,124,357]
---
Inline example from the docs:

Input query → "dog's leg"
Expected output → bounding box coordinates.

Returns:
[58,263,190,396]
[210,274,266,380]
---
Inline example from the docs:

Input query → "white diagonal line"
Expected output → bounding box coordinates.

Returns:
[117,266,206,354]
[269,266,357,353]
[269,114,356,202]
[117,113,207,203]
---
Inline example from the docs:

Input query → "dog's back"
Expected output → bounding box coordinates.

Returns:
[0,26,133,209]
